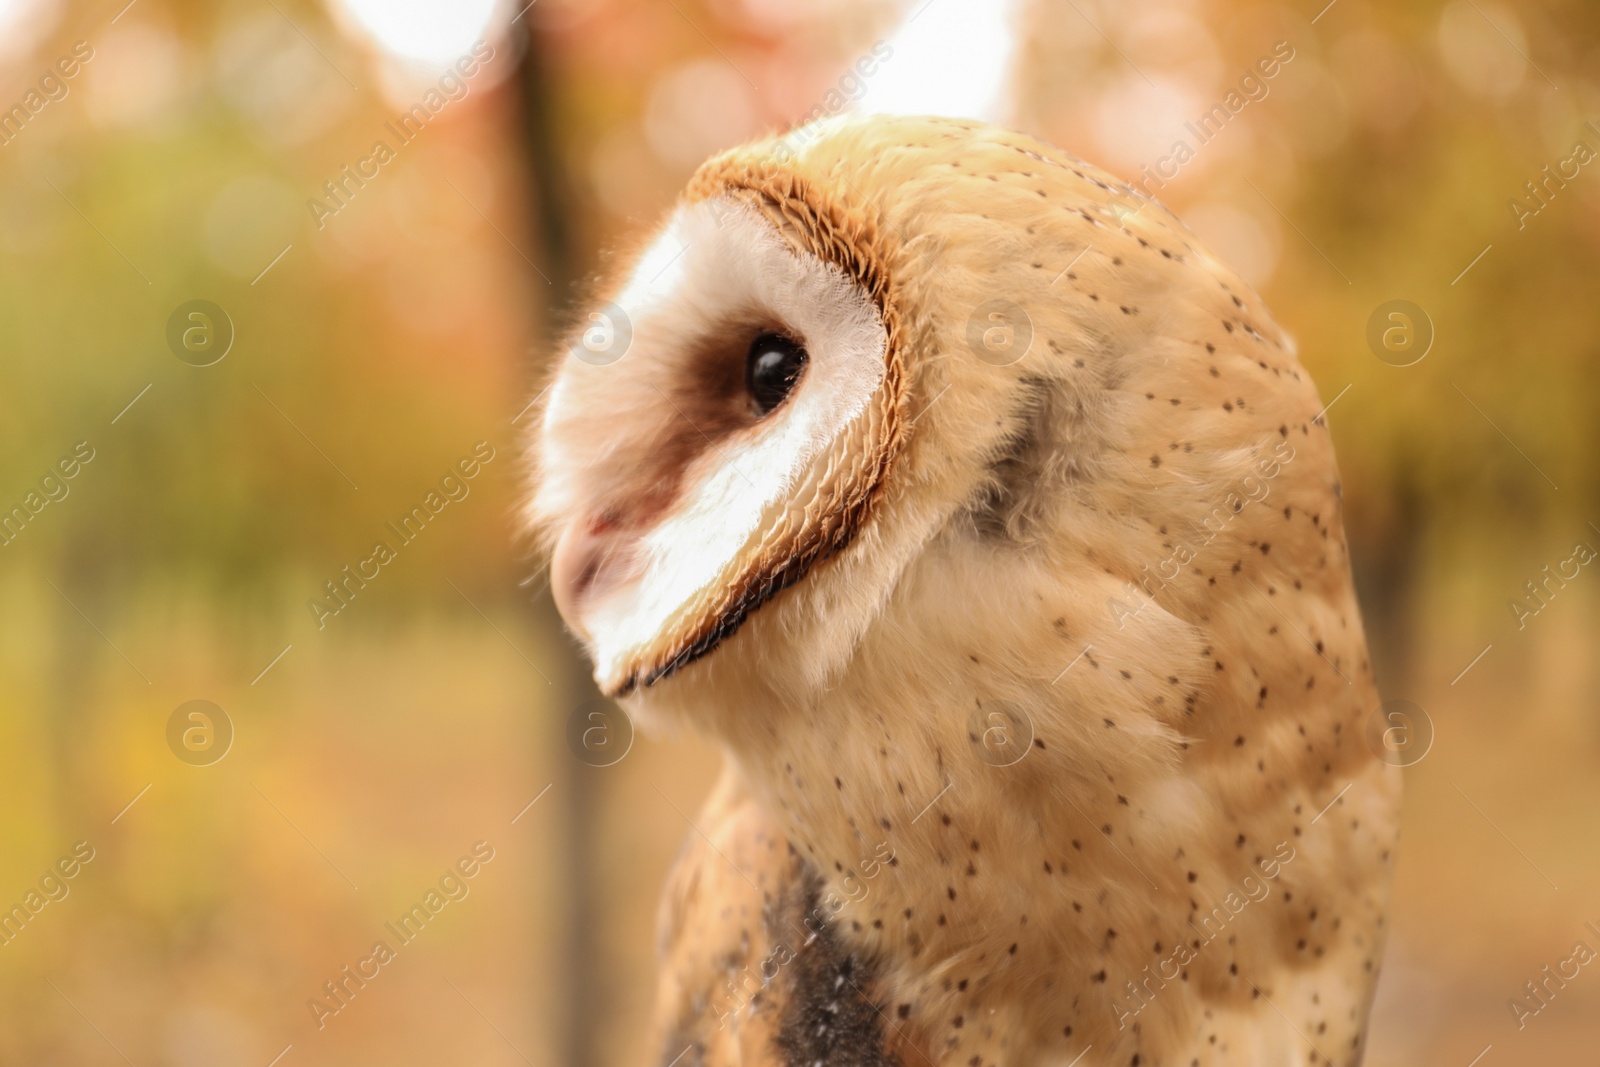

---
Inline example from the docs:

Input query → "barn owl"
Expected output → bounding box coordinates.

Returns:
[530,114,1399,1067]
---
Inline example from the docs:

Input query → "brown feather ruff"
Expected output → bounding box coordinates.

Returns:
[614,163,911,695]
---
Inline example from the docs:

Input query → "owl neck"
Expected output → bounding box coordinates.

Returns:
[705,626,1197,1058]
[684,534,1383,1063]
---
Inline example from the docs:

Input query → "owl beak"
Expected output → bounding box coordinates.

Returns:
[551,512,645,642]
[550,519,606,640]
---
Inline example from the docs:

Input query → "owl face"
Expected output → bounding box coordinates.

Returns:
[533,114,1330,720]
[534,175,911,696]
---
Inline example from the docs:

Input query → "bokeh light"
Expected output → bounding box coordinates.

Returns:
[330,0,499,65]
[866,0,1020,121]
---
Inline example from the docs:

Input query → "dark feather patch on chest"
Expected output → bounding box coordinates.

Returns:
[772,867,902,1067]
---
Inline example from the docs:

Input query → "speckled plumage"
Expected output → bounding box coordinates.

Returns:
[531,114,1399,1067]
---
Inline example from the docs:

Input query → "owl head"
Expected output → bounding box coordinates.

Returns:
[532,114,1351,744]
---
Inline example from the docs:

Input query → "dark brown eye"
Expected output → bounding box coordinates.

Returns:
[745,333,807,416]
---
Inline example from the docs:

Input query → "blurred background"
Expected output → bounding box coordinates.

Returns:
[0,0,1596,1064]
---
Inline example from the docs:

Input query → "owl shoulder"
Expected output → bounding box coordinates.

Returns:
[649,768,907,1067]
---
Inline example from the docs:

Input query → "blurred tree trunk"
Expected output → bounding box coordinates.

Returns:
[513,20,602,1067]
[1352,449,1425,697]
[48,541,110,859]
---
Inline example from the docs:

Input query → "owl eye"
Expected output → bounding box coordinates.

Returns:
[745,333,808,416]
